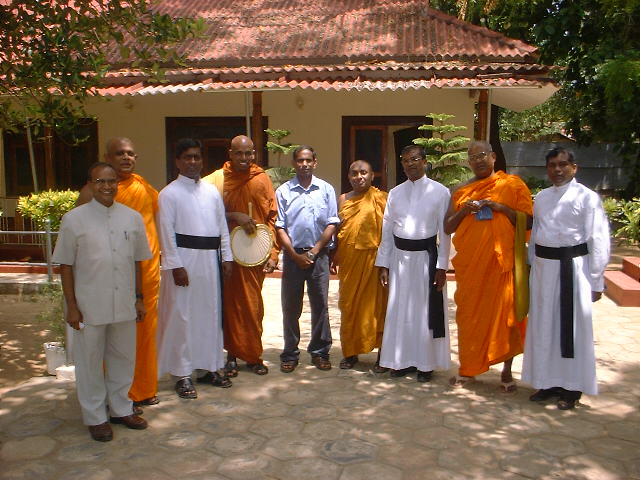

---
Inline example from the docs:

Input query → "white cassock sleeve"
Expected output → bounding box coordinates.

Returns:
[436,190,452,270]
[374,193,394,269]
[215,193,233,263]
[586,194,610,292]
[157,190,183,270]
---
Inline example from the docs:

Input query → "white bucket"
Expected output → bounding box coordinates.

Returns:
[43,342,66,375]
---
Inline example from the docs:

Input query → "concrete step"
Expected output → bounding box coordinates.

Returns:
[604,270,640,307]
[622,256,640,281]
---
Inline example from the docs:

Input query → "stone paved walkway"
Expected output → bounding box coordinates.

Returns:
[1,278,639,480]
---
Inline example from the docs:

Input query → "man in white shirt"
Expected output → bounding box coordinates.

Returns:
[156,138,234,399]
[523,147,610,410]
[375,145,451,382]
[53,162,151,442]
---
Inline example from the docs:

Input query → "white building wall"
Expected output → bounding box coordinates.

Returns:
[68,88,475,191]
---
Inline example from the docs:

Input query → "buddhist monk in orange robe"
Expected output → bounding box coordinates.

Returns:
[333,161,387,370]
[202,135,278,376]
[445,140,532,392]
[77,138,160,407]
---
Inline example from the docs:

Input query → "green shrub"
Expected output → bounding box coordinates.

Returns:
[614,198,640,244]
[603,197,640,244]
[17,189,78,231]
[413,113,472,189]
[265,167,296,190]
[524,176,551,196]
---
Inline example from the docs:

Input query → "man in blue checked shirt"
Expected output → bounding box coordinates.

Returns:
[275,145,340,373]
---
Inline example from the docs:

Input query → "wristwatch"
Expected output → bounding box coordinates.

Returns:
[306,251,316,261]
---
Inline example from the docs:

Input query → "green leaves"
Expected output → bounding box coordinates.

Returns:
[17,189,79,232]
[0,1,201,137]
[412,113,471,188]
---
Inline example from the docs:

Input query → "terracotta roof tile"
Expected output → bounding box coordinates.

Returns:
[113,0,539,66]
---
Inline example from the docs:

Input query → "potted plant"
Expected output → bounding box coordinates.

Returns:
[38,283,67,375]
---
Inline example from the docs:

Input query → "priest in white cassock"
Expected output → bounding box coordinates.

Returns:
[375,145,451,382]
[522,147,610,410]
[157,138,234,399]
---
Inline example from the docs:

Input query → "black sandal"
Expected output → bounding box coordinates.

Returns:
[339,356,358,369]
[197,371,233,388]
[248,363,269,375]
[224,360,239,378]
[175,378,197,399]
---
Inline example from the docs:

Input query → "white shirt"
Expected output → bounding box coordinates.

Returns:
[53,199,151,325]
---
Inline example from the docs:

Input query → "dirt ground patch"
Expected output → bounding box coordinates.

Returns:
[0,294,56,388]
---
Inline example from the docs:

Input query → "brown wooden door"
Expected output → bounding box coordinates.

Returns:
[348,125,387,191]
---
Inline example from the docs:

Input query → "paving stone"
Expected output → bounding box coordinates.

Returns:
[628,457,640,479]
[157,451,222,477]
[249,416,303,438]
[151,409,201,430]
[59,465,114,480]
[322,438,378,464]
[438,446,497,474]
[402,468,471,480]
[4,415,63,436]
[324,389,372,407]
[208,432,266,456]
[500,451,561,478]
[155,430,209,450]
[529,434,585,457]
[115,469,172,480]
[56,441,110,462]
[290,403,337,421]
[0,435,56,461]
[351,421,409,446]
[196,398,248,416]
[242,401,291,419]
[302,419,356,441]
[0,460,57,480]
[548,417,606,439]
[585,437,640,461]
[262,432,324,460]
[280,457,341,480]
[217,453,281,480]
[199,414,253,435]
[340,462,402,480]
[377,441,438,470]
[606,420,640,443]
[412,426,463,449]
[557,454,628,480]
[277,387,320,405]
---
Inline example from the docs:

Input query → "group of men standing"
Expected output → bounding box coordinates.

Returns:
[53,133,609,442]
[337,140,609,413]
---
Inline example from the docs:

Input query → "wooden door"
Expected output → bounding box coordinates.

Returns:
[348,125,387,191]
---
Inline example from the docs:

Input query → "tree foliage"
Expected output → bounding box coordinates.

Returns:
[430,0,640,196]
[413,113,473,188]
[0,0,203,137]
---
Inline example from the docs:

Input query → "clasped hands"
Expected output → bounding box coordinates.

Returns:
[464,198,503,214]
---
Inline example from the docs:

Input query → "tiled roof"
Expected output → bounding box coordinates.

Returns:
[120,0,539,66]
[96,1,553,95]
[96,61,554,96]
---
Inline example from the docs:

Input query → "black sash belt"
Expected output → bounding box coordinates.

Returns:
[175,233,221,250]
[393,235,445,338]
[535,243,589,358]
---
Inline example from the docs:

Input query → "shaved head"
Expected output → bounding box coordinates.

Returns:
[104,137,137,179]
[468,140,492,153]
[229,135,255,172]
[349,159,372,172]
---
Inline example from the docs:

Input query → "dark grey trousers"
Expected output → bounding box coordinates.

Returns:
[280,251,332,361]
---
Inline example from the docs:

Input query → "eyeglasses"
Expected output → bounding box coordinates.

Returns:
[469,152,489,162]
[93,178,118,186]
[401,156,424,164]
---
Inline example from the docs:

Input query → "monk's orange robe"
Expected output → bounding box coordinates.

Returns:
[451,171,532,377]
[335,187,388,357]
[205,162,278,364]
[116,174,160,402]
